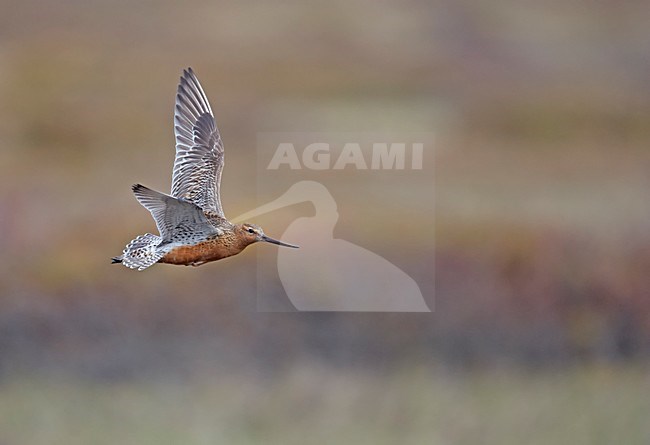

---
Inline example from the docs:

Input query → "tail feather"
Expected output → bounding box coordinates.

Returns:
[115,233,164,271]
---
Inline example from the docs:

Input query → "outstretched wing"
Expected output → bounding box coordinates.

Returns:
[132,184,221,243]
[171,68,225,216]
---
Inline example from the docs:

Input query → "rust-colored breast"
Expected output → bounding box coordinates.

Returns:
[160,234,247,266]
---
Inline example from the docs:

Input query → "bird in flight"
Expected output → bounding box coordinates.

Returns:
[112,68,298,270]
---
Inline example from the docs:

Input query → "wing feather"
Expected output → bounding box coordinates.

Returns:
[171,68,225,216]
[132,184,219,243]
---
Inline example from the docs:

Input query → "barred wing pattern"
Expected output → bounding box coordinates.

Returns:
[171,68,225,216]
[132,184,220,243]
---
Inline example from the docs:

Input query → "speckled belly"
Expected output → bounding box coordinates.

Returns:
[159,239,241,266]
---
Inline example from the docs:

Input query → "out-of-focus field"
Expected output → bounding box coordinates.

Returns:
[0,0,649,443]
[1,365,648,445]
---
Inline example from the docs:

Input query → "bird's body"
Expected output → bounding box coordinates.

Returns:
[113,68,297,271]
[159,223,246,266]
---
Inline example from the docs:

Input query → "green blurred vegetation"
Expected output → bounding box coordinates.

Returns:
[1,364,648,445]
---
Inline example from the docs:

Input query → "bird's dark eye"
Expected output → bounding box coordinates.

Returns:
[248,228,255,234]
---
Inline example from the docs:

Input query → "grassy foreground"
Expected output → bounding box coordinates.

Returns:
[0,364,647,445]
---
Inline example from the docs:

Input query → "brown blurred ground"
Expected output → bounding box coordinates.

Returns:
[0,0,649,443]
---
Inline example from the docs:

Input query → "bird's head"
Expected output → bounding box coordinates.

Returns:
[237,223,299,248]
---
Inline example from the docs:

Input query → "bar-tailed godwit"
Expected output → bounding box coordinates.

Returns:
[112,68,298,271]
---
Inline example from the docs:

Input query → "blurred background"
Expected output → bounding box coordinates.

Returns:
[0,0,649,443]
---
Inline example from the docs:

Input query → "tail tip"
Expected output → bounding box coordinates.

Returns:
[111,257,123,264]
